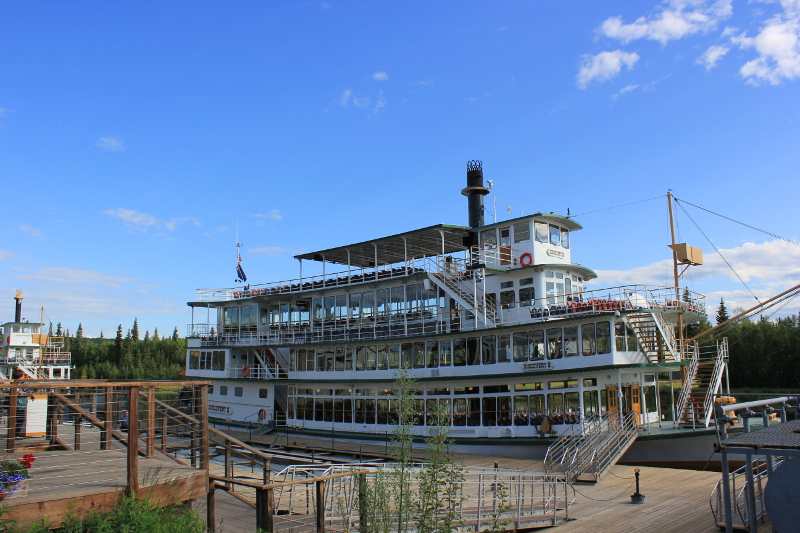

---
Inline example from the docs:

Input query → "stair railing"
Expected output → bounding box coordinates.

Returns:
[588,411,639,481]
[702,338,728,427]
[709,456,780,529]
[650,311,678,360]
[674,340,700,427]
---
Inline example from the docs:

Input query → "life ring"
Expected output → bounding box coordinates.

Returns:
[241,365,250,378]
[258,408,267,420]
[520,253,533,267]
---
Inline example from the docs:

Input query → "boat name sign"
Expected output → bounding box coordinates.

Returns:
[522,361,552,371]
[546,249,565,259]
[209,404,232,414]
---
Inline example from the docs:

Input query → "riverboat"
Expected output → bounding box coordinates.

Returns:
[185,162,727,463]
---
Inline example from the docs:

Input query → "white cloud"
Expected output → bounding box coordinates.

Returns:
[19,225,43,238]
[104,208,199,234]
[248,246,304,256]
[252,210,283,223]
[0,107,10,116]
[577,50,640,88]
[373,71,389,81]
[613,84,641,99]
[732,4,800,85]
[599,0,733,45]
[95,136,125,151]
[0,250,19,262]
[336,88,386,113]
[697,44,730,69]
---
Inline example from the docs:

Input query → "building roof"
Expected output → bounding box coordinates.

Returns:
[294,224,472,267]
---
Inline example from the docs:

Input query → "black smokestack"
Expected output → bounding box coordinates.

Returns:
[14,290,23,322]
[461,160,490,228]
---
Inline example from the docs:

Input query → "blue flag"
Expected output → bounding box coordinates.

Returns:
[236,255,247,282]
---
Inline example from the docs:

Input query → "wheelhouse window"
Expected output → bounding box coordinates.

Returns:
[514,222,530,243]
[481,229,497,247]
[549,224,561,246]
[561,230,570,249]
[534,221,548,242]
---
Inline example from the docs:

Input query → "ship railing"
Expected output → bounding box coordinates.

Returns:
[709,456,781,530]
[702,338,728,428]
[228,363,285,380]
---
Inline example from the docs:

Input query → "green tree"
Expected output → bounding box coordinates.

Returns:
[131,318,140,342]
[172,327,180,341]
[716,298,730,325]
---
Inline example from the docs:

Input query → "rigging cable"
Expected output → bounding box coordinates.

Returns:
[675,198,800,248]
[674,201,762,305]
[572,194,665,218]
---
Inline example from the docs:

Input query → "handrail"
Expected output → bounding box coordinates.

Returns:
[702,338,728,427]
[710,456,781,527]
[674,340,700,426]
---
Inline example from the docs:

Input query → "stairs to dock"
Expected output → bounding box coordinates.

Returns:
[543,411,639,483]
[625,312,678,363]
[675,339,728,428]
[427,257,496,326]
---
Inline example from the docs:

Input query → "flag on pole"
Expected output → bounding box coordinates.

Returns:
[236,255,247,282]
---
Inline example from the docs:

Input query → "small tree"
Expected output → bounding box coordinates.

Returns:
[716,298,730,325]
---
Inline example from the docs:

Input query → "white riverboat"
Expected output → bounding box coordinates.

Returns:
[185,162,727,466]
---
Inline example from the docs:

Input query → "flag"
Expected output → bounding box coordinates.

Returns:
[236,255,247,282]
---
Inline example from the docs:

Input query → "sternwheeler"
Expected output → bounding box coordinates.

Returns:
[185,162,730,468]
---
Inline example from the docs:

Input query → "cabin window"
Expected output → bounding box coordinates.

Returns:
[563,327,579,356]
[466,337,480,366]
[401,343,413,368]
[546,328,563,359]
[349,293,361,319]
[220,386,228,395]
[530,394,545,413]
[224,307,239,326]
[582,324,596,355]
[426,341,438,367]
[547,393,564,411]
[565,392,580,412]
[549,225,561,246]
[546,282,556,305]
[453,398,467,426]
[413,342,425,369]
[520,277,533,286]
[259,389,269,399]
[565,277,572,297]
[439,340,452,366]
[530,330,545,360]
[513,332,529,361]
[377,289,390,316]
[212,350,225,371]
[534,221,548,242]
[233,387,242,397]
[482,397,497,426]
[584,390,600,416]
[335,347,346,371]
[515,382,543,391]
[189,351,200,370]
[366,345,378,370]
[356,346,367,371]
[377,345,389,370]
[362,291,375,318]
[260,308,269,324]
[615,323,626,351]
[561,230,570,249]
[482,336,496,364]
[627,324,638,351]
[514,396,528,425]
[345,347,354,370]
[500,290,516,309]
[498,334,511,363]
[390,287,405,315]
[500,281,514,289]
[596,321,612,354]
[389,344,401,369]
[520,287,535,307]
[453,338,466,366]
[514,222,530,243]
[481,229,497,247]
[499,227,511,247]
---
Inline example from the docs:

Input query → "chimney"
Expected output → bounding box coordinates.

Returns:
[461,160,490,228]
[14,289,23,322]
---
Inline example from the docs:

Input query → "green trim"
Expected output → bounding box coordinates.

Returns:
[474,213,583,232]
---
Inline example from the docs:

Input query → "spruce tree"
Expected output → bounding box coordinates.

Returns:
[153,327,160,341]
[172,327,180,341]
[113,325,124,363]
[132,318,140,342]
[56,322,63,336]
[716,298,730,325]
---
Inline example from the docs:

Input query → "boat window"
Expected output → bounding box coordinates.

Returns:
[345,347,354,371]
[349,293,361,319]
[545,271,554,278]
[546,328,563,359]
[596,321,612,354]
[513,332,528,361]
[224,307,239,326]
[534,221,548,242]
[453,338,466,366]
[482,397,497,426]
[389,344,401,368]
[584,378,597,386]
[549,225,561,246]
[499,227,511,247]
[335,295,348,319]
[626,324,638,351]
[453,398,467,426]
[565,392,580,412]
[407,284,422,311]
[220,386,228,396]
[530,330,545,360]
[401,343,413,368]
[561,230,570,249]
[520,277,533,286]
[390,286,405,315]
[520,287,535,307]
[335,347,346,371]
[362,291,375,318]
[563,327,579,356]
[413,342,425,368]
[439,340,452,366]
[514,222,530,243]
[324,296,335,320]
[615,323,626,351]
[500,281,514,289]
[583,390,600,416]
[366,345,377,371]
[377,345,389,370]
[481,229,497,247]
[377,289,390,316]
[546,282,555,305]
[547,393,564,411]
[188,351,199,369]
[467,398,481,426]
[514,396,528,425]
[482,336,496,364]
[466,337,480,365]
[556,272,564,279]
[530,394,544,413]
[235,387,243,397]
[500,290,516,309]
[212,350,226,371]
[306,350,315,371]
[582,324,596,355]
[498,334,511,363]
[260,307,269,325]
[259,389,269,399]
[426,341,438,368]
[565,277,572,297]
[355,346,366,371]
[515,382,543,391]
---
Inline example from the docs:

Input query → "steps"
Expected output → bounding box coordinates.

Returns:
[625,312,677,363]
[675,339,728,428]
[428,270,496,326]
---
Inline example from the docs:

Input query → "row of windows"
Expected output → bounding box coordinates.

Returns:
[288,390,604,426]
[289,320,619,371]
[479,221,570,249]
[188,350,226,371]
[289,379,595,398]
[210,385,269,398]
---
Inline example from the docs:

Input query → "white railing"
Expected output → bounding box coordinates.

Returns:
[228,363,284,380]
[650,311,678,359]
[710,457,780,529]
[674,341,700,426]
[702,338,728,427]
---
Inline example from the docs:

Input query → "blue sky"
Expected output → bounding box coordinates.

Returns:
[1,0,799,337]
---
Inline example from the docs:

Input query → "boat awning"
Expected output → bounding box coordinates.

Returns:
[294,224,472,267]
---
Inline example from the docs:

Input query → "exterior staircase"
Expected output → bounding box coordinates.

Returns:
[625,312,678,363]
[427,256,496,326]
[544,411,639,483]
[674,338,728,428]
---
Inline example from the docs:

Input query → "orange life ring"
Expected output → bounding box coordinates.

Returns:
[520,253,533,267]
[258,408,267,420]
[242,365,250,378]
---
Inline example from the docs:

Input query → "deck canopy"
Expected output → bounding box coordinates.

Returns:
[294,224,471,267]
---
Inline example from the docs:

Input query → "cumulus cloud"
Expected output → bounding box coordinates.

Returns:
[373,71,389,81]
[697,44,730,69]
[104,208,200,234]
[599,0,733,45]
[731,3,800,85]
[19,225,43,238]
[95,136,125,151]
[248,246,304,256]
[577,50,640,88]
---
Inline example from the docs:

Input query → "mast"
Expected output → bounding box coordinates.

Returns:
[667,191,684,345]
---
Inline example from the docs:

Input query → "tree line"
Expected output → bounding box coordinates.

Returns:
[58,319,186,380]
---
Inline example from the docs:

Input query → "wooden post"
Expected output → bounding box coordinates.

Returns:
[206,482,216,533]
[101,387,110,450]
[7,384,18,452]
[147,386,155,457]
[126,385,140,495]
[315,479,325,533]
[199,385,210,471]
[256,487,274,533]
[224,444,233,492]
[74,419,82,450]
[46,393,58,445]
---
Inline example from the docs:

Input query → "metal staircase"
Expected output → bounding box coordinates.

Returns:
[625,312,678,363]
[710,456,783,531]
[674,338,728,428]
[426,256,496,326]
[252,348,288,379]
[543,411,639,483]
